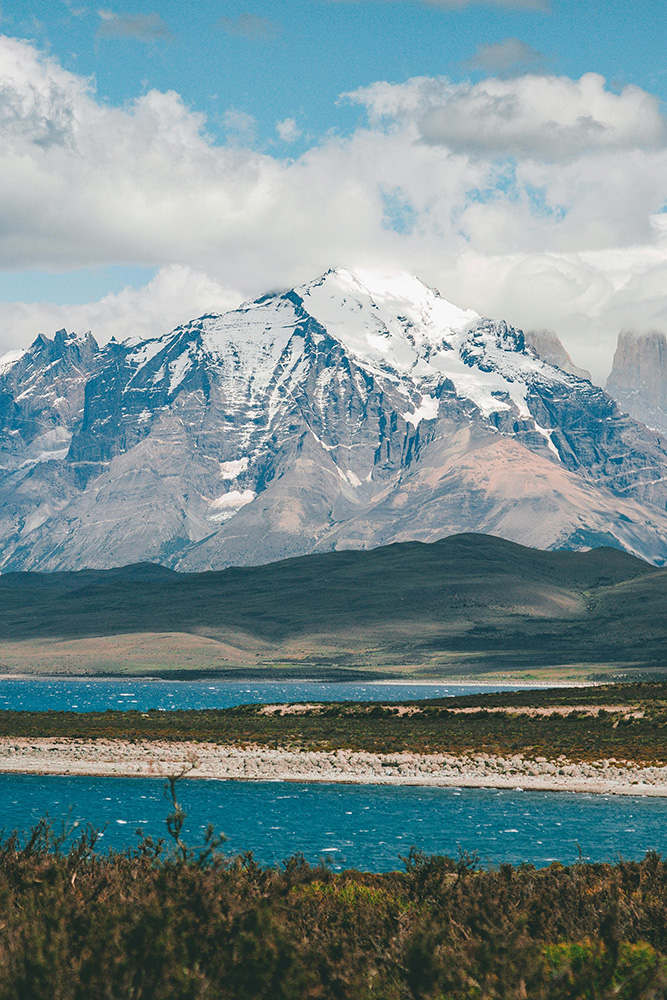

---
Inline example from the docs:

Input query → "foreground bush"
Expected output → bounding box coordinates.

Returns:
[0,810,666,998]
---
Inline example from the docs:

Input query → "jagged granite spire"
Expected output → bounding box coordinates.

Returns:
[606,330,667,434]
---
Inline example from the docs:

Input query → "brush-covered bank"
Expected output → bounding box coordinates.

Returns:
[1,682,666,765]
[1,817,667,999]
[3,683,667,795]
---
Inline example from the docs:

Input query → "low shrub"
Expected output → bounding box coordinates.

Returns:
[1,806,667,999]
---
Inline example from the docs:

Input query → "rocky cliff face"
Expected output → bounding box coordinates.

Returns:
[606,330,667,434]
[2,267,667,571]
[524,330,591,382]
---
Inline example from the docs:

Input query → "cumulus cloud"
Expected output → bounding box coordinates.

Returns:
[465,38,544,73]
[222,108,257,144]
[97,10,172,42]
[0,35,390,278]
[218,13,281,40]
[350,73,667,161]
[3,35,667,379]
[438,238,667,381]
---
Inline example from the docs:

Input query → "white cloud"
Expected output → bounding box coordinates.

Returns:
[350,73,667,161]
[62,1,88,17]
[222,108,257,143]
[218,13,281,40]
[0,35,392,280]
[97,10,172,41]
[276,117,301,142]
[2,35,667,380]
[0,266,240,355]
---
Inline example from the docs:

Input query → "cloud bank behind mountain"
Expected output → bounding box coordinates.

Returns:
[2,35,667,380]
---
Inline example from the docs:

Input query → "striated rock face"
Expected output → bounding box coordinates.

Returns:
[606,331,667,433]
[3,267,667,571]
[524,330,591,382]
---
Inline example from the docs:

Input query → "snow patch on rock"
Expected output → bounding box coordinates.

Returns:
[220,458,249,480]
[207,489,256,523]
[0,349,25,375]
[403,395,439,427]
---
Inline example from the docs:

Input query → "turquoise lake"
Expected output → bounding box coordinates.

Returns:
[2,775,666,871]
[0,677,529,712]
[2,677,664,871]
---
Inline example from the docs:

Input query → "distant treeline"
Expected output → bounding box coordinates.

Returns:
[1,806,667,999]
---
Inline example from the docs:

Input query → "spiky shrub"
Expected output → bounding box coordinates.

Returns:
[0,804,667,1000]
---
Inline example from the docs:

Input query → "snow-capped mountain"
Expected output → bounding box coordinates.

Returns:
[3,266,667,572]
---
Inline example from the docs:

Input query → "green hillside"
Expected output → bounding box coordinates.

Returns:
[0,534,664,678]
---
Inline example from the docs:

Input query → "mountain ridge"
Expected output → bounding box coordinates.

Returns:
[3,267,667,571]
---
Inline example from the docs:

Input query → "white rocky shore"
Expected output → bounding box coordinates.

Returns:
[2,739,667,796]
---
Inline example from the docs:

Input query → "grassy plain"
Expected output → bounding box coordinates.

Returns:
[1,533,666,681]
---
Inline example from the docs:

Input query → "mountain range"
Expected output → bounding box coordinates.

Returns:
[3,266,667,571]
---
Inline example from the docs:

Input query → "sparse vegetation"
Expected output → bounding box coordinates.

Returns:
[1,810,667,998]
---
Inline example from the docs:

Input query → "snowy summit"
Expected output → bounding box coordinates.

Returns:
[0,267,667,572]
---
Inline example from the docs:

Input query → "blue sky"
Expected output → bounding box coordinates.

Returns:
[10,0,667,149]
[1,0,667,376]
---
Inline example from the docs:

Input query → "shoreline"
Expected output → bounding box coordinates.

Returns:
[3,739,667,796]
[0,674,597,687]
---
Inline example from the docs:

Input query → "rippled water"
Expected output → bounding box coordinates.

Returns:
[2,775,665,871]
[5,678,650,870]
[0,678,532,713]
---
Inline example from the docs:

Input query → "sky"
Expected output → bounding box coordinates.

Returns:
[1,0,667,380]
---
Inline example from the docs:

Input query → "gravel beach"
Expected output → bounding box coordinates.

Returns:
[2,738,667,796]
